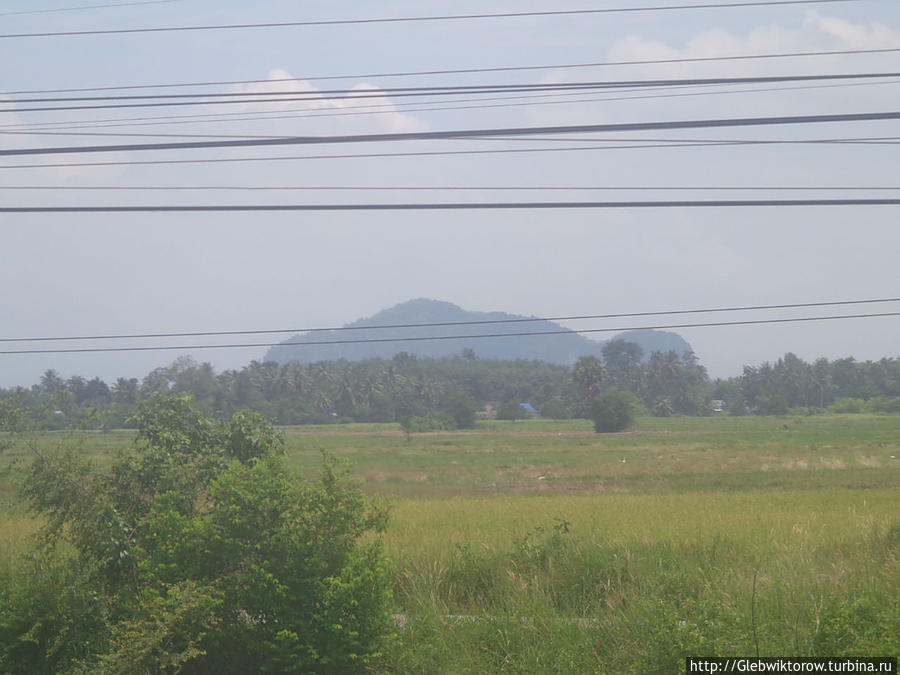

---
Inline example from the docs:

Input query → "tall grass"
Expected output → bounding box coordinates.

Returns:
[383,490,899,673]
[2,417,898,672]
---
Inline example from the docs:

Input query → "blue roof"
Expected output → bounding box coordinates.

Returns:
[519,403,539,414]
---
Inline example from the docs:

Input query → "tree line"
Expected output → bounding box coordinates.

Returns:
[2,343,899,430]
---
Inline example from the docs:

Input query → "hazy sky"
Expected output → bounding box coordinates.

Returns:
[1,0,898,388]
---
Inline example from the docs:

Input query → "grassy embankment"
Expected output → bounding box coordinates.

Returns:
[1,415,898,672]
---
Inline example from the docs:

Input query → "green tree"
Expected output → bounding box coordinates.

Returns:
[572,356,607,414]
[496,400,532,421]
[9,394,393,674]
[602,340,644,393]
[590,391,636,433]
[443,393,478,429]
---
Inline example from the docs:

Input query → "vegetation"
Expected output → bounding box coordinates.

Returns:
[0,395,392,674]
[0,412,897,672]
[2,343,898,432]
[1,413,896,672]
[589,391,636,432]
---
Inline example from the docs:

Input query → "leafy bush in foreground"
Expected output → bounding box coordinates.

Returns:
[2,394,392,674]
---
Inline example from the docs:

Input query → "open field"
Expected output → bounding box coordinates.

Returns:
[3,414,898,501]
[1,414,898,672]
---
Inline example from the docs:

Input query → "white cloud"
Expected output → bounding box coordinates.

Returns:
[804,11,900,49]
[221,68,429,135]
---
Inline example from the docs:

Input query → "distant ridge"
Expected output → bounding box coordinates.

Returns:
[263,298,694,365]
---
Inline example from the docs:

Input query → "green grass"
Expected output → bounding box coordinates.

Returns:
[1,414,898,672]
[274,414,900,495]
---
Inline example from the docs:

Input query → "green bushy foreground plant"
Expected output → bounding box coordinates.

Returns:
[0,394,393,674]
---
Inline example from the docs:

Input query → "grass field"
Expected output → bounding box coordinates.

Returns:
[1,414,898,672]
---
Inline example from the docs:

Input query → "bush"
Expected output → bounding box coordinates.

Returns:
[443,394,477,429]
[869,396,900,414]
[590,391,636,433]
[756,395,789,416]
[496,400,532,421]
[11,394,394,674]
[830,397,866,414]
[400,413,455,434]
[538,399,570,420]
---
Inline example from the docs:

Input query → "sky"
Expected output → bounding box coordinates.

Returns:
[0,0,898,388]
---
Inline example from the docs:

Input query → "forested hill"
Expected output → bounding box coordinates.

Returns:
[264,298,693,365]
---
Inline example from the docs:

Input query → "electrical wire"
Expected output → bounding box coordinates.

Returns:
[7,47,899,95]
[0,0,179,16]
[10,76,900,136]
[4,110,900,157]
[5,76,900,142]
[3,298,896,344]
[8,71,897,107]
[3,199,900,213]
[0,1,856,40]
[2,184,898,192]
[1,312,897,356]
[3,137,896,171]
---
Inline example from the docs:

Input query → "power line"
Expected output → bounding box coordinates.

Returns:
[1,312,897,356]
[7,73,900,140]
[3,199,900,213]
[2,184,898,192]
[4,298,896,344]
[3,137,896,171]
[10,77,900,136]
[0,0,179,16]
[6,47,899,96]
[4,110,900,157]
[8,71,898,108]
[0,129,310,140]
[0,1,855,39]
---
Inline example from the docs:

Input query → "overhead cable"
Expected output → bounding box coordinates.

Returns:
[3,199,900,213]
[6,46,900,96]
[1,312,897,356]
[0,1,856,39]
[10,77,900,136]
[3,298,896,344]
[7,71,898,108]
[5,77,900,142]
[3,110,900,157]
[0,0,178,16]
[2,184,898,192]
[3,137,897,171]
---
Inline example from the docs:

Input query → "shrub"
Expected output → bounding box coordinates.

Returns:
[756,395,789,416]
[538,399,570,420]
[443,394,478,429]
[11,394,393,674]
[590,391,636,433]
[496,400,533,421]
[830,397,866,414]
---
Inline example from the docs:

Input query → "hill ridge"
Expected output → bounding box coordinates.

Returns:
[263,298,694,365]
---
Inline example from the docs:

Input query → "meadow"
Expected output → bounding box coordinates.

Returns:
[1,414,898,672]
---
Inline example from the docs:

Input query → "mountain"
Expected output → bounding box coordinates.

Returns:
[263,299,693,365]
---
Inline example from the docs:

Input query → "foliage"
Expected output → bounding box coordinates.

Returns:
[572,355,607,411]
[442,393,478,430]
[757,394,790,416]
[495,400,533,421]
[537,398,570,419]
[5,394,393,674]
[4,349,900,431]
[590,391,636,433]
[830,397,866,414]
[398,413,455,435]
